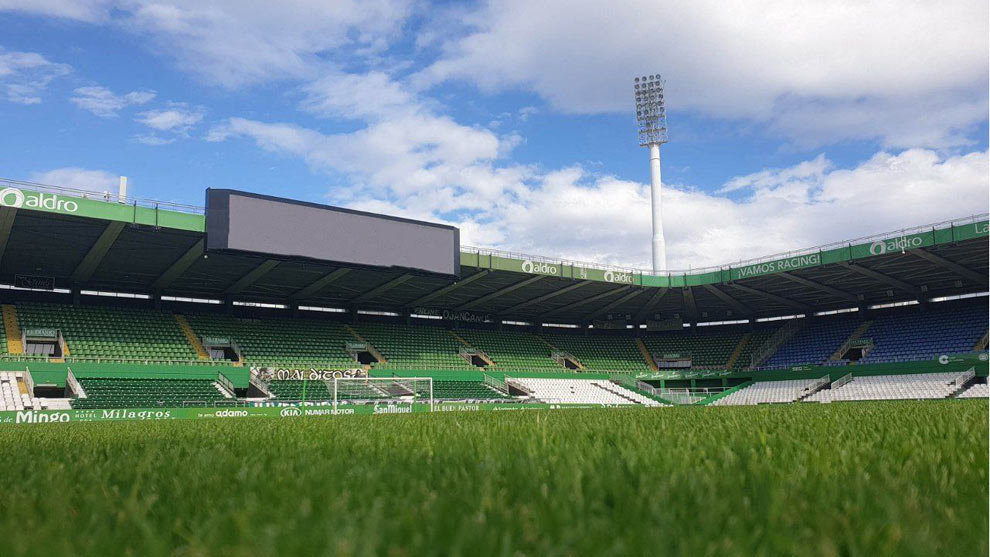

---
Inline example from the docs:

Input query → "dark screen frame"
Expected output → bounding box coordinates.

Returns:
[205,188,460,278]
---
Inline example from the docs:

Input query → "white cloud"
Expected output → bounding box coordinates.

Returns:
[70,86,156,117]
[0,48,70,104]
[136,103,203,131]
[208,109,990,270]
[2,0,416,87]
[300,71,418,120]
[0,0,114,22]
[29,167,119,195]
[419,0,989,148]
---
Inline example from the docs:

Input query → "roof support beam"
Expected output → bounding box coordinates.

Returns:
[289,268,351,301]
[728,283,812,313]
[405,270,491,308]
[908,248,988,287]
[0,207,16,268]
[838,262,922,298]
[223,259,280,296]
[351,273,415,305]
[632,288,669,323]
[70,221,125,284]
[538,285,633,321]
[455,275,545,312]
[701,284,752,316]
[151,238,204,292]
[682,287,699,322]
[777,272,860,303]
[502,280,593,314]
[582,289,646,321]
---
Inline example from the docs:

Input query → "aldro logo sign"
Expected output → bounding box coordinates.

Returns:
[603,270,634,284]
[869,236,924,256]
[521,259,559,276]
[0,187,80,213]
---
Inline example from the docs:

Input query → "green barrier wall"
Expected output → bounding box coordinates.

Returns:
[0,361,251,388]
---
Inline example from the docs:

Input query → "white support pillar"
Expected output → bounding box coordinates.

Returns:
[118,176,128,204]
[649,143,666,272]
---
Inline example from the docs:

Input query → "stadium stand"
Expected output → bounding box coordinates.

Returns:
[731,328,775,369]
[352,322,477,370]
[805,373,971,403]
[642,327,747,369]
[760,315,864,369]
[956,381,989,398]
[455,328,562,372]
[71,377,228,409]
[711,378,824,406]
[511,377,662,405]
[539,332,651,373]
[184,313,358,368]
[17,304,198,362]
[856,302,987,364]
[1,371,31,410]
[266,379,508,401]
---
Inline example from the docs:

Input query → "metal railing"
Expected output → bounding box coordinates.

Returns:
[749,318,805,369]
[465,213,988,277]
[0,177,205,215]
[4,176,984,278]
[832,373,854,390]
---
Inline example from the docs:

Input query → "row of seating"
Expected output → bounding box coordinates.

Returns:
[805,373,969,402]
[0,301,984,375]
[185,313,357,368]
[17,304,197,362]
[72,377,226,409]
[265,379,509,401]
[511,377,663,406]
[711,379,822,406]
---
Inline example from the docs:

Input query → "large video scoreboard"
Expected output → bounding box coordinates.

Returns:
[206,189,459,277]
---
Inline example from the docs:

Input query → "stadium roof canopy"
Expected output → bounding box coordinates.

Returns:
[0,179,986,325]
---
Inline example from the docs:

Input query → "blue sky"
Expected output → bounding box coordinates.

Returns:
[0,1,987,270]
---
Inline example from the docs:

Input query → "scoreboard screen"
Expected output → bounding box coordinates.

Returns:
[206,189,459,277]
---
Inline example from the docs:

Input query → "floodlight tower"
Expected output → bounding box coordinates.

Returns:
[633,74,669,272]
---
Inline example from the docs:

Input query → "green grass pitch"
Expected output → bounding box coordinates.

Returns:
[0,400,986,556]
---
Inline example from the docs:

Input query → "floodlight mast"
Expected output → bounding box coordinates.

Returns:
[633,74,669,272]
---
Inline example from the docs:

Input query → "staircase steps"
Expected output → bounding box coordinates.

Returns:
[975,330,988,351]
[829,320,874,361]
[344,325,387,363]
[635,338,659,371]
[175,314,210,360]
[725,332,751,370]
[2,305,23,355]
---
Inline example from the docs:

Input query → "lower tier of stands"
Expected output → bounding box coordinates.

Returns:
[511,378,664,406]
[805,373,970,403]
[72,377,228,409]
[711,372,985,406]
[266,379,509,401]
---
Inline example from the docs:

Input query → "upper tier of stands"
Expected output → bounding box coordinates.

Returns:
[540,332,651,373]
[762,299,988,369]
[17,303,197,362]
[760,315,862,369]
[184,313,357,368]
[856,303,986,364]
[351,322,477,371]
[0,296,984,374]
[455,328,562,373]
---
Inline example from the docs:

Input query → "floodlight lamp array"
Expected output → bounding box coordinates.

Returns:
[633,74,668,146]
